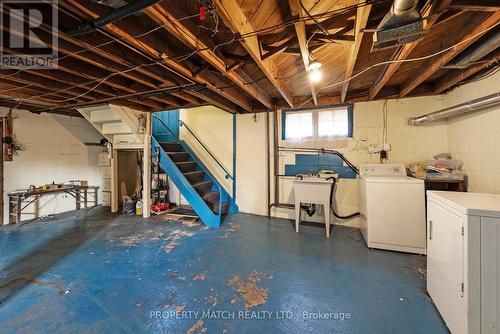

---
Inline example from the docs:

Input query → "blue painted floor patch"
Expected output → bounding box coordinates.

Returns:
[0,208,448,333]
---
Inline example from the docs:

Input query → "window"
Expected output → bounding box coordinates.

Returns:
[284,111,313,139]
[283,105,352,140]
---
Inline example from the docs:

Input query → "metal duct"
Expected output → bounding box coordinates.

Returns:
[378,0,420,29]
[408,92,500,125]
[444,30,500,69]
[66,0,162,36]
[92,0,128,8]
[372,0,423,50]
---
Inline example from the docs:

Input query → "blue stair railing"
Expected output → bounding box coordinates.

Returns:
[152,115,237,227]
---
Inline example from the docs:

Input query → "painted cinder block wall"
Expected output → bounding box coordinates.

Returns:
[1,109,105,224]
[272,95,448,227]
[179,70,499,227]
[445,70,500,194]
[179,95,448,227]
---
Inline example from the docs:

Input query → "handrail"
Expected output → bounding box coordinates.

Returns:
[178,120,233,180]
[152,115,178,139]
[152,115,233,180]
[151,135,223,221]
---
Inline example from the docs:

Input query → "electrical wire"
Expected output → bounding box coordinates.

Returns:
[296,20,500,108]
[2,0,376,80]
[1,13,200,80]
[3,1,497,112]
[8,16,498,112]
[1,2,363,99]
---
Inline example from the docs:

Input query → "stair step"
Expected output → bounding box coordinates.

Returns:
[214,202,231,215]
[183,170,205,183]
[160,142,183,152]
[175,161,198,173]
[192,180,213,193]
[167,151,190,162]
[202,190,230,214]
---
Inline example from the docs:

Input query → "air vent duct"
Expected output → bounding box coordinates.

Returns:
[372,0,424,51]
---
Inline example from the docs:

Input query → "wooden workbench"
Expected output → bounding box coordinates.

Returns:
[7,186,99,225]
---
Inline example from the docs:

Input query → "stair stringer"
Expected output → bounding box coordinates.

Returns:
[179,140,238,213]
[152,137,222,228]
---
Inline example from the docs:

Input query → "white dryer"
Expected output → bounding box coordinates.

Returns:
[359,164,426,254]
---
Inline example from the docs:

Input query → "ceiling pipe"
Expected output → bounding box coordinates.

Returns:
[443,30,500,69]
[408,92,500,125]
[66,0,163,36]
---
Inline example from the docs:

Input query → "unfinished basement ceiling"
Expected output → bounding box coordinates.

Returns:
[0,0,498,115]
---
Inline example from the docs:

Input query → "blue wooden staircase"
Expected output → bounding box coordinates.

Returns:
[152,115,237,228]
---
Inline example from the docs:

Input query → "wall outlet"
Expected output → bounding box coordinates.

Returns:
[368,144,381,154]
[369,143,391,154]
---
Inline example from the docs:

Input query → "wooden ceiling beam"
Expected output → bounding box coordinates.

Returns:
[400,11,500,97]
[0,82,77,107]
[308,11,355,33]
[0,57,161,111]
[0,98,80,117]
[63,0,253,113]
[340,3,372,103]
[144,4,272,109]
[369,0,452,100]
[449,2,500,11]
[434,54,500,94]
[0,72,96,102]
[214,0,295,108]
[1,12,177,110]
[288,0,317,105]
[0,77,89,103]
[64,30,201,105]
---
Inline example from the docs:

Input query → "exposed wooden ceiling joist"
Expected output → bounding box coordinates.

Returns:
[144,3,273,109]
[63,0,255,113]
[288,0,317,106]
[449,2,500,12]
[434,54,500,94]
[213,0,295,108]
[368,0,452,100]
[400,11,500,97]
[340,3,372,103]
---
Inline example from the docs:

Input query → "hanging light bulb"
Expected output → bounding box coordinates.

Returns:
[308,61,322,83]
[309,69,322,83]
[309,61,322,71]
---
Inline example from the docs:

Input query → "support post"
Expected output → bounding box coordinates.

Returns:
[0,119,3,226]
[265,111,270,217]
[232,113,236,202]
[143,113,152,218]
[111,148,119,213]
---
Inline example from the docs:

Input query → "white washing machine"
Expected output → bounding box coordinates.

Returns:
[359,164,426,254]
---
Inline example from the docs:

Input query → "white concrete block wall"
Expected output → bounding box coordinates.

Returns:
[271,95,449,227]
[446,70,500,194]
[180,106,233,195]
[179,95,449,227]
[1,109,105,224]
